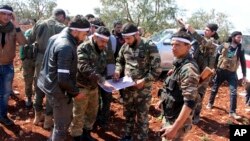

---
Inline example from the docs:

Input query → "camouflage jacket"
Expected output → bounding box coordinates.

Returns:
[115,39,162,82]
[159,54,199,118]
[76,39,107,89]
[191,31,218,70]
[28,17,65,55]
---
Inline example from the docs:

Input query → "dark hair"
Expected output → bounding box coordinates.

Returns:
[0,5,13,12]
[90,18,105,29]
[122,23,138,34]
[228,31,242,42]
[207,23,218,32]
[96,26,111,37]
[52,8,66,18]
[172,31,192,44]
[207,23,219,40]
[113,20,122,28]
[69,15,90,29]
[85,14,95,20]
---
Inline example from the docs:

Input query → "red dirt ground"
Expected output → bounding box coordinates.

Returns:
[1,49,250,141]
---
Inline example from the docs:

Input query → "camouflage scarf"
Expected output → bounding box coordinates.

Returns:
[0,22,14,33]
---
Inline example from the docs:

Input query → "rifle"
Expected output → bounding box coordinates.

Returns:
[199,67,214,84]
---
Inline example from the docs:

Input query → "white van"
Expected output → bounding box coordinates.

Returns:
[149,29,204,71]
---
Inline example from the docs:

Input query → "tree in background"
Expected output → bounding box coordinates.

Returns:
[2,0,57,23]
[186,9,233,42]
[94,0,180,33]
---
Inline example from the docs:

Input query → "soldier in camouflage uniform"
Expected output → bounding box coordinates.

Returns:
[207,31,246,119]
[28,9,66,129]
[69,27,115,141]
[20,28,35,107]
[113,23,162,141]
[158,31,199,141]
[182,21,220,124]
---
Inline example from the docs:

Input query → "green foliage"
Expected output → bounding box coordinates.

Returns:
[187,9,233,42]
[95,0,179,33]
[2,0,57,23]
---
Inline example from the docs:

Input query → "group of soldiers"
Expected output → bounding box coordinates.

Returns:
[0,4,249,141]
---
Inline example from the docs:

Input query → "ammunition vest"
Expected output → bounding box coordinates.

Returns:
[217,43,239,72]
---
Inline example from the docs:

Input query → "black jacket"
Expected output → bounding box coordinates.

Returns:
[37,28,79,97]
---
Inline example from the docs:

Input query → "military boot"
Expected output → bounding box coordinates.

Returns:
[81,129,95,141]
[43,115,54,129]
[33,111,44,125]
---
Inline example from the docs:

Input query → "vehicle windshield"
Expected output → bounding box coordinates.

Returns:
[150,30,173,42]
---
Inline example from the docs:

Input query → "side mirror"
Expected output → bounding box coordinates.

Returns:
[163,39,171,45]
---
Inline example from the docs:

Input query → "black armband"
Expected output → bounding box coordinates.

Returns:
[15,27,21,32]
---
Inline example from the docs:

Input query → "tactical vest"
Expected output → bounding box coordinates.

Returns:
[217,43,239,72]
[159,56,198,120]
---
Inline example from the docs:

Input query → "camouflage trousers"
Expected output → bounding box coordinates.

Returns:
[123,84,152,140]
[96,86,112,125]
[22,58,35,98]
[193,78,210,118]
[33,54,53,115]
[161,116,192,141]
[69,87,99,137]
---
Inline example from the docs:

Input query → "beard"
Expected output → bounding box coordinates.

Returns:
[129,38,137,48]
[232,39,241,45]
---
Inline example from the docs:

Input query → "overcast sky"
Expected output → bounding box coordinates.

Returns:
[56,0,250,34]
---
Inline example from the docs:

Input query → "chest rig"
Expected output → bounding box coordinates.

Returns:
[218,43,239,72]
[159,56,197,119]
